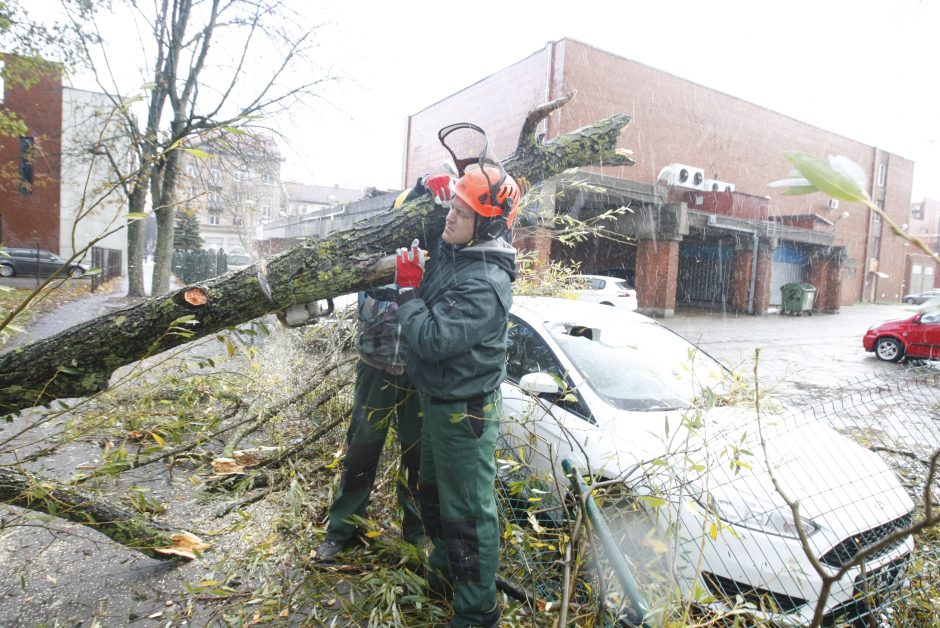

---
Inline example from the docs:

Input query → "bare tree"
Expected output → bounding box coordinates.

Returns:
[65,0,332,295]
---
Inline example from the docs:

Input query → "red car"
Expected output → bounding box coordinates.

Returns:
[863,310,940,361]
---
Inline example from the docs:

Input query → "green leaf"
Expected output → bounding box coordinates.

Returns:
[182,147,212,159]
[126,212,148,221]
[638,495,667,508]
[783,151,870,203]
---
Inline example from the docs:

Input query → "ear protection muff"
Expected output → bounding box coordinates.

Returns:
[474,188,518,240]
[477,215,508,240]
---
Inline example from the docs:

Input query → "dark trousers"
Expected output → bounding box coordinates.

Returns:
[325,360,423,544]
[418,390,501,627]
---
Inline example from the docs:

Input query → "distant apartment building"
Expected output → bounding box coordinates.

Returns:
[403,38,915,313]
[906,198,940,293]
[175,132,282,255]
[0,55,128,265]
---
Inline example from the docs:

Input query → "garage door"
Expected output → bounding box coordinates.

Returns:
[678,242,734,308]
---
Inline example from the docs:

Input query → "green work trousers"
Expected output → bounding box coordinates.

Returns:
[419,390,501,627]
[325,360,424,544]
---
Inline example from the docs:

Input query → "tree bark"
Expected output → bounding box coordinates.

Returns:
[0,108,632,417]
[126,188,148,297]
[0,467,194,560]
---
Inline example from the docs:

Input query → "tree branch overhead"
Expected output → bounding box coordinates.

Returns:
[0,108,633,420]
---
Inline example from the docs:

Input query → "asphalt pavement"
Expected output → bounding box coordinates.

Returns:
[1,260,173,354]
[662,302,917,398]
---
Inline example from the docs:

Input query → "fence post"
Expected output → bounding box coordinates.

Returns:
[563,459,650,625]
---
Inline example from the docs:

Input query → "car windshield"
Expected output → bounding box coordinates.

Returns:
[547,319,730,411]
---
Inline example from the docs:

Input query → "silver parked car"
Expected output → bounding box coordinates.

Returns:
[901,289,940,305]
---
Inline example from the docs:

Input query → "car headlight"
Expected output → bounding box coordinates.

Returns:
[702,493,819,539]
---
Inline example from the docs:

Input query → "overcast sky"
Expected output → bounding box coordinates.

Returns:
[53,0,939,201]
[271,0,939,202]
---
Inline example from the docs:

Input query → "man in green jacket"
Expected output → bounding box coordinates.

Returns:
[395,158,521,628]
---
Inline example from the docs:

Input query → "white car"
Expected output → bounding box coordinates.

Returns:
[499,296,914,625]
[570,274,638,311]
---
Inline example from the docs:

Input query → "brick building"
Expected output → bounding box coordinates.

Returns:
[402,39,914,315]
[0,55,128,264]
[906,198,940,294]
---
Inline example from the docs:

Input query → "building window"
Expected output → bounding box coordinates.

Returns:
[19,136,34,194]
[911,203,924,220]
[209,215,220,225]
[876,163,886,187]
[208,192,223,211]
[209,167,222,186]
[186,161,198,177]
[261,198,272,220]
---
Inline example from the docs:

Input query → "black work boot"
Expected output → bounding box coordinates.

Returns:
[313,538,347,563]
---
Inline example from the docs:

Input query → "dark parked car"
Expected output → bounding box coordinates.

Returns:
[901,289,940,305]
[863,310,940,361]
[0,247,89,278]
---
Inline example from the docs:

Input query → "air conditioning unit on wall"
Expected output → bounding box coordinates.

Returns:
[828,199,840,209]
[704,179,735,192]
[657,163,706,190]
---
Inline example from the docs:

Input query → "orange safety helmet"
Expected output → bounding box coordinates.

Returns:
[453,162,522,230]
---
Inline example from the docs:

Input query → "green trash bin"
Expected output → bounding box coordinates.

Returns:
[780,283,817,316]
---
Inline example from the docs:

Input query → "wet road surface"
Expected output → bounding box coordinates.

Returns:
[661,302,919,399]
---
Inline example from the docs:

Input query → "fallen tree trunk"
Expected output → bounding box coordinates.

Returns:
[0,467,207,560]
[0,100,632,417]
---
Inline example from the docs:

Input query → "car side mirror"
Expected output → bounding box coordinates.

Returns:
[519,372,560,395]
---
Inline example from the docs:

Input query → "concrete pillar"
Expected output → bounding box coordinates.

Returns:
[512,226,553,268]
[728,238,773,315]
[730,249,753,313]
[511,182,557,269]
[636,238,680,318]
[752,244,773,315]
[808,254,843,313]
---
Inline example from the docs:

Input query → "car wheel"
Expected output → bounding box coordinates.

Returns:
[68,266,85,278]
[903,297,914,304]
[875,337,903,362]
[0,264,13,277]
[600,301,615,307]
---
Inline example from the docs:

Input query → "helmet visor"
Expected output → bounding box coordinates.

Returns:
[438,122,508,201]
[438,123,493,177]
